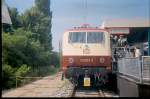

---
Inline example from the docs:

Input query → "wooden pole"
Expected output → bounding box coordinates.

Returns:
[16,76,17,88]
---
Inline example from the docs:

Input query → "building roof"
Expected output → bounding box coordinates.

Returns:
[2,4,12,24]
[101,19,150,28]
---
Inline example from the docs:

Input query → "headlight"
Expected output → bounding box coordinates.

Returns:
[99,57,105,63]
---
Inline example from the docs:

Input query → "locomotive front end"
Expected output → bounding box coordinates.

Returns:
[61,24,112,86]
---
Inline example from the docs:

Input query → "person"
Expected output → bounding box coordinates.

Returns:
[122,37,127,46]
[125,46,130,57]
[117,35,123,47]
[143,42,148,55]
[110,35,114,47]
[134,46,142,58]
[113,35,118,46]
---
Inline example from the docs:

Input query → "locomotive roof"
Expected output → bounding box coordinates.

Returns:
[66,24,108,32]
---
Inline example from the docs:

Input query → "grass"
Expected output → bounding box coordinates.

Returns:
[16,65,60,87]
[2,65,61,91]
[27,65,60,77]
[2,65,61,94]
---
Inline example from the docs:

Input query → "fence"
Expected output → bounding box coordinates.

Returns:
[15,71,62,88]
[141,56,150,82]
[15,76,43,88]
[118,56,150,84]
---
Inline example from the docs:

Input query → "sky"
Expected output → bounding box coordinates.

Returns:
[5,0,150,52]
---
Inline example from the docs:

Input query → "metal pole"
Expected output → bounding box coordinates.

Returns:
[140,56,143,84]
[148,28,150,56]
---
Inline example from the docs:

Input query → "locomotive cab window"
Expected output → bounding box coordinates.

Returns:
[69,32,86,43]
[87,32,104,43]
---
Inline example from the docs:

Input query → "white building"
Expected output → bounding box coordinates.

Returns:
[2,0,12,24]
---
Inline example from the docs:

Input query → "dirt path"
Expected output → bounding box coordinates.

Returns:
[2,72,69,97]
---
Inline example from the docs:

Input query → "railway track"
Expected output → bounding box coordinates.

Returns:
[71,87,105,97]
[70,86,119,97]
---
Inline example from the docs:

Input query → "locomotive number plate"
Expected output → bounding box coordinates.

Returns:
[84,77,90,87]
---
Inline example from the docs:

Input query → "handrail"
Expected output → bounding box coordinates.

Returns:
[118,56,150,84]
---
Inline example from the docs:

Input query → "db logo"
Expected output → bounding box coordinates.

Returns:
[68,58,74,63]
[99,58,105,63]
[83,45,90,54]
[83,49,90,54]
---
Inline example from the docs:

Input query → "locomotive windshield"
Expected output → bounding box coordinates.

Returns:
[69,32,86,43]
[87,32,104,43]
[68,32,104,43]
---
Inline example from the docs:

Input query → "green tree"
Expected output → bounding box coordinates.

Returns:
[21,0,52,50]
[8,7,21,29]
[2,0,60,90]
[35,0,52,51]
[35,0,51,15]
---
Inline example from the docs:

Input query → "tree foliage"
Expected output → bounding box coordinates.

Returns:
[2,64,15,89]
[15,64,30,77]
[2,0,60,90]
[35,0,51,15]
[8,7,21,29]
[21,0,52,50]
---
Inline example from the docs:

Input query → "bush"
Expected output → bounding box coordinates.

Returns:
[2,64,15,89]
[15,64,30,77]
[2,0,55,89]
[27,65,59,77]
[2,29,60,89]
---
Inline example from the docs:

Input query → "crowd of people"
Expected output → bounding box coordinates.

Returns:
[110,35,127,47]
[110,35,146,61]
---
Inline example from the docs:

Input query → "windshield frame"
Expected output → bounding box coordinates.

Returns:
[68,31,105,44]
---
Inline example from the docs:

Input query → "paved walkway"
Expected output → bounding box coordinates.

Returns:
[2,72,68,97]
